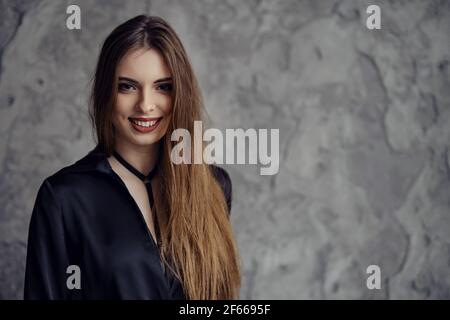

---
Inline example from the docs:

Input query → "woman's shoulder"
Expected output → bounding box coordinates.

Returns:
[40,148,105,194]
[210,165,232,213]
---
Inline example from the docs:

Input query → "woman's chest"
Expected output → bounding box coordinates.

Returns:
[108,161,160,247]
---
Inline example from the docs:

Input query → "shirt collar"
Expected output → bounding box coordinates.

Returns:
[65,144,112,175]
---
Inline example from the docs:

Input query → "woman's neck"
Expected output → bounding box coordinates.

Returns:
[113,138,160,176]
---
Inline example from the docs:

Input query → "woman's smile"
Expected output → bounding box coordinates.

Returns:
[128,116,163,133]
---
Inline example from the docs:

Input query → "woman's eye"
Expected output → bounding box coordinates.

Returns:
[118,83,135,92]
[157,83,173,92]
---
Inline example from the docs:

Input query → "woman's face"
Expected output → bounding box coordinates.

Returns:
[112,47,173,148]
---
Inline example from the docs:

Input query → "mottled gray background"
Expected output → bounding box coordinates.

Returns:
[1,0,449,299]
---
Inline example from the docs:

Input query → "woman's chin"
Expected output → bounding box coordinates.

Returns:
[129,132,164,146]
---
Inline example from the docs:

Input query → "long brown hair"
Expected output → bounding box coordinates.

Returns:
[88,15,241,299]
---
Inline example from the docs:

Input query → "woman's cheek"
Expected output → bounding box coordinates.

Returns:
[118,94,135,110]
[163,97,173,114]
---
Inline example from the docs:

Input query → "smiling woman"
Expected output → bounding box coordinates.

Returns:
[24,15,241,300]
[114,48,173,139]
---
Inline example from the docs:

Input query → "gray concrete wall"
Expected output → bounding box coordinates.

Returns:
[0,0,449,299]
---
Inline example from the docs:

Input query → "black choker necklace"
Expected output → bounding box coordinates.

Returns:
[112,150,158,184]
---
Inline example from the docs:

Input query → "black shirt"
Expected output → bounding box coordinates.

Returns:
[24,144,232,300]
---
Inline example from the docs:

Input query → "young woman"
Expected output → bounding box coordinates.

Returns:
[24,15,241,300]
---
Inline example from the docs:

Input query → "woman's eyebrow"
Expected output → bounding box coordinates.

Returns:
[118,76,140,85]
[154,77,172,84]
[118,76,172,85]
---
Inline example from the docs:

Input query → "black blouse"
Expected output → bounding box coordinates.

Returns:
[23,145,232,300]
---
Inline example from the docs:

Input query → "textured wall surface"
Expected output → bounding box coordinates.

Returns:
[1,0,450,299]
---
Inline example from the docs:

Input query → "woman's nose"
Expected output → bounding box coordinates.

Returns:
[138,88,156,112]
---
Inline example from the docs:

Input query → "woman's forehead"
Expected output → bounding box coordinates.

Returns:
[117,47,171,82]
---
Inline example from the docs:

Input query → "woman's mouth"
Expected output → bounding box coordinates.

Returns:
[128,117,162,133]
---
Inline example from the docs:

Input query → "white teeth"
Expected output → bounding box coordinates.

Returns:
[140,121,149,127]
[131,119,159,127]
